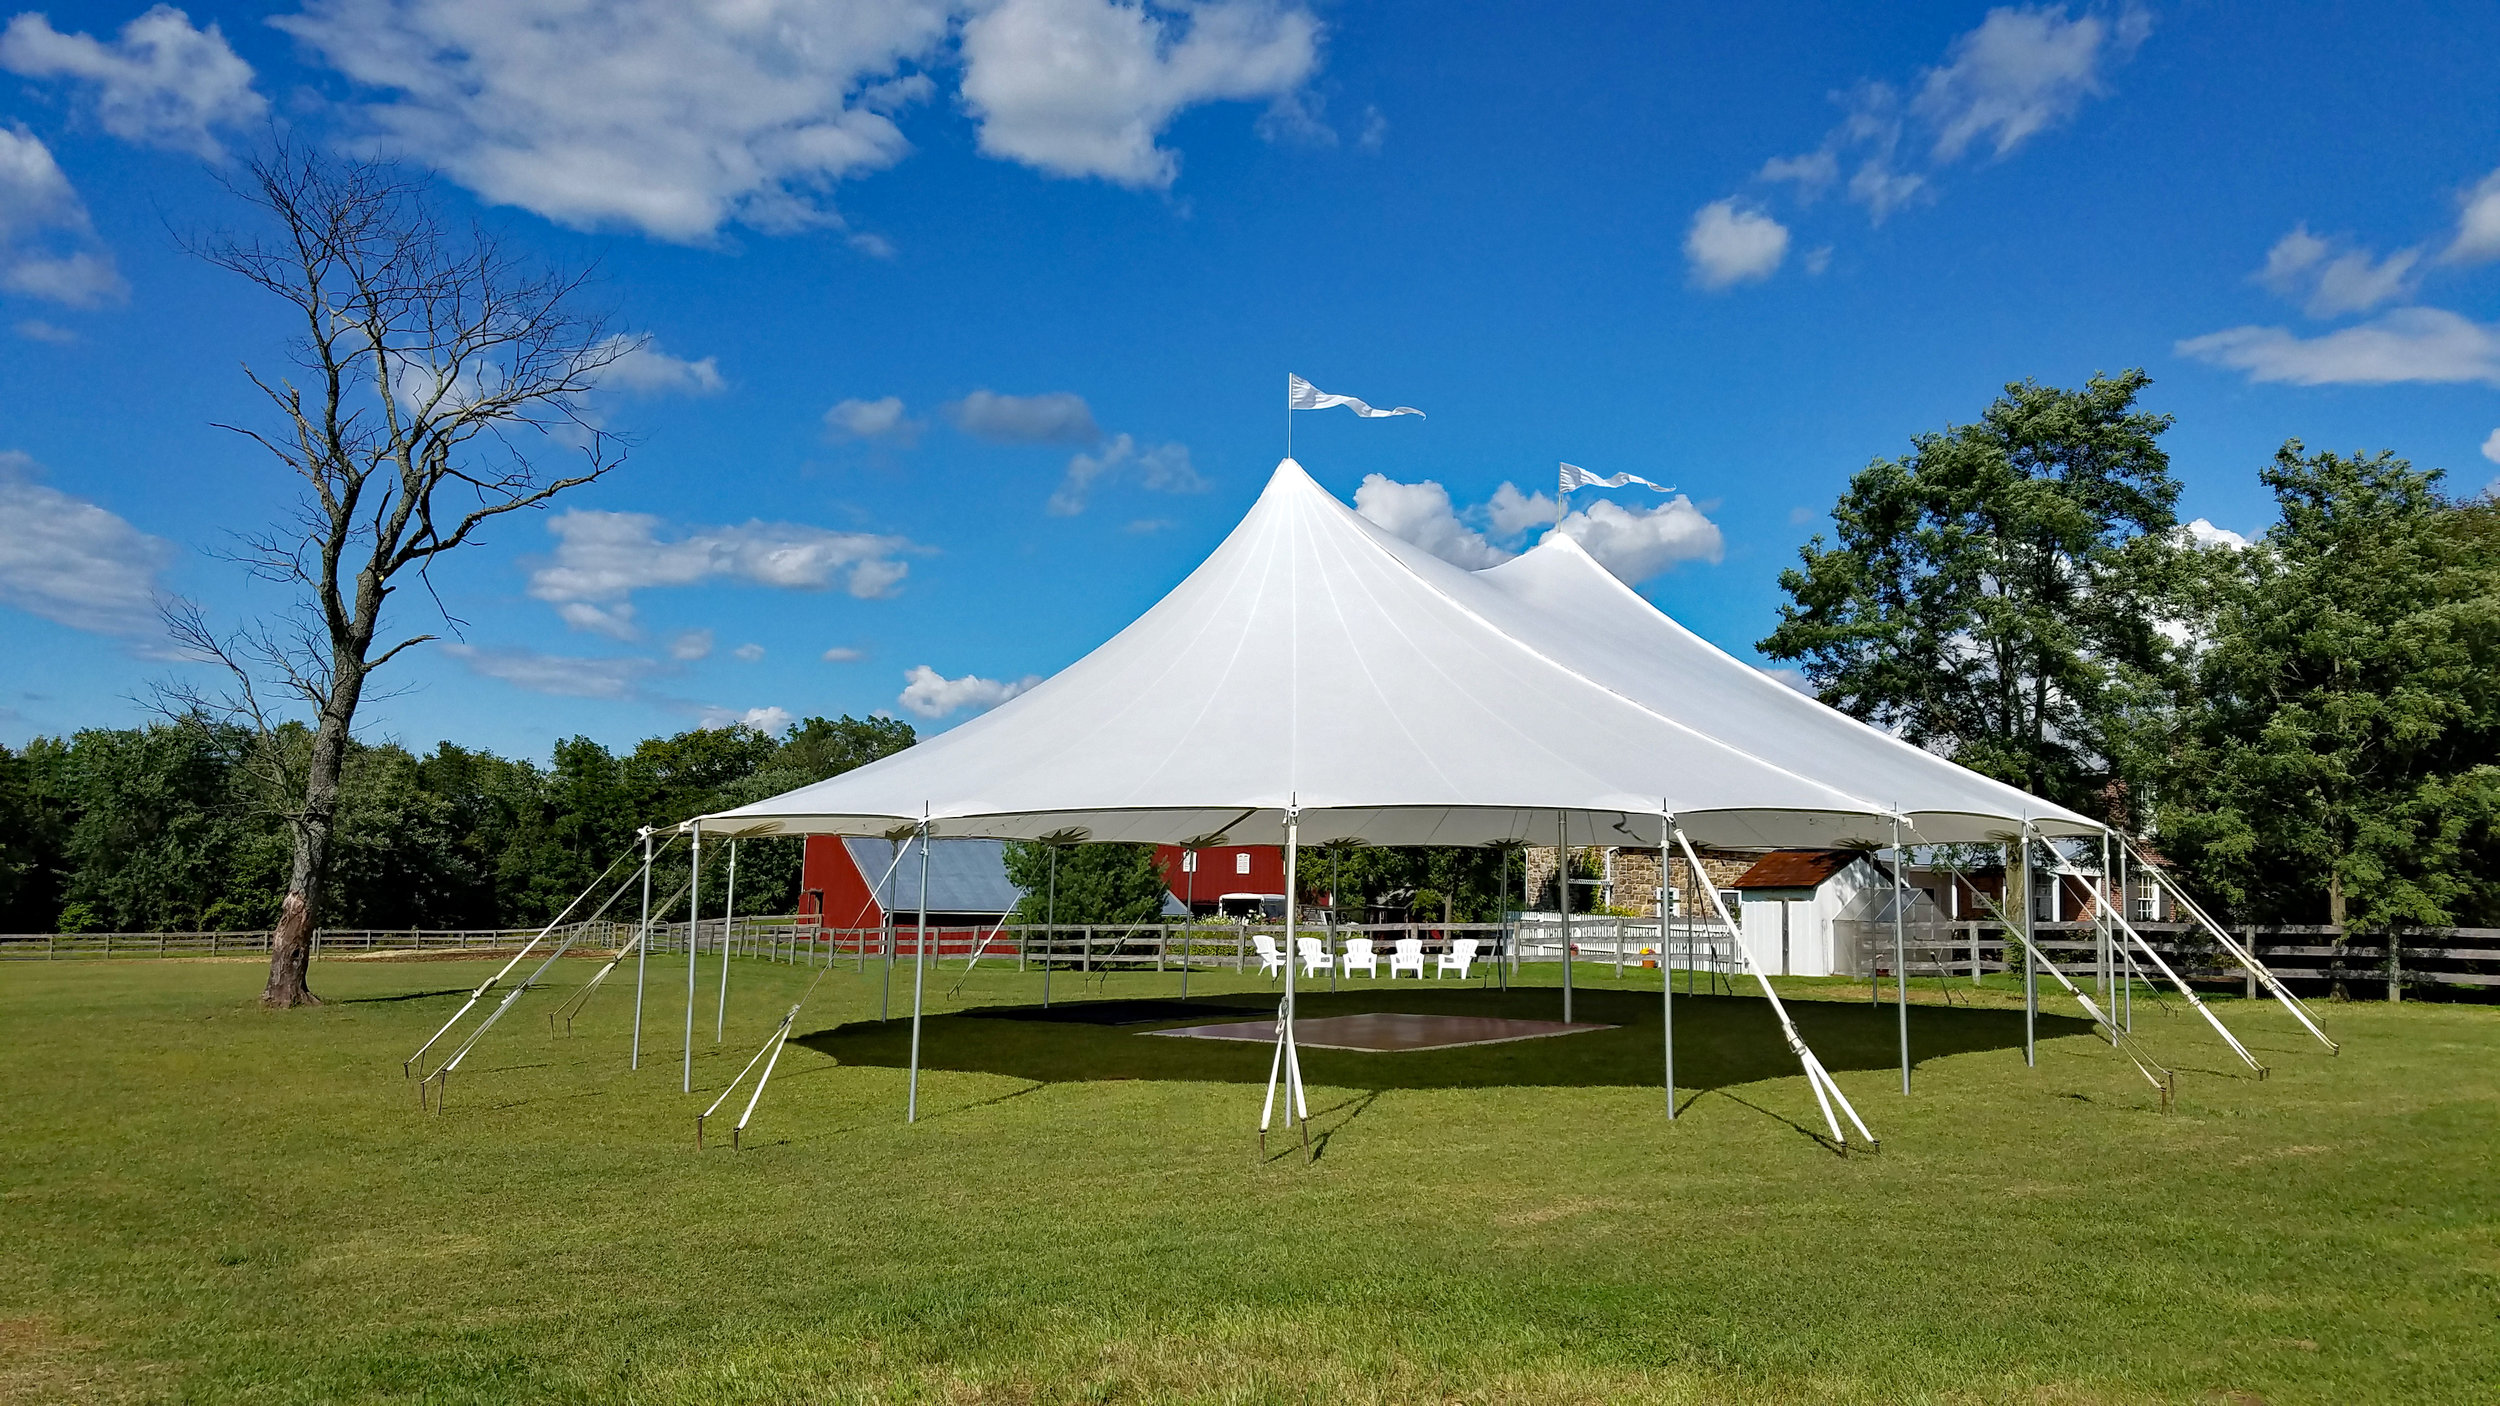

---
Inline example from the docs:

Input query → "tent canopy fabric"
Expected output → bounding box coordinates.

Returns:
[1471,532,2097,841]
[701,458,2098,850]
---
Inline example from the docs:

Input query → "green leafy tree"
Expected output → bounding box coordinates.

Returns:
[2158,445,2500,930]
[1761,372,2185,817]
[1002,842,1170,925]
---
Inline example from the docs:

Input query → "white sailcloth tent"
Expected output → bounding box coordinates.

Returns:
[694,457,2115,1149]
[702,458,2082,850]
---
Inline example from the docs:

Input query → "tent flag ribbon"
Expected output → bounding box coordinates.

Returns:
[1557,462,1669,495]
[1287,373,1425,419]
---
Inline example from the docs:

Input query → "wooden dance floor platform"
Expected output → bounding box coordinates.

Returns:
[1147,1011,1615,1053]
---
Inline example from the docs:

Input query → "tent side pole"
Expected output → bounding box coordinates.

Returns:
[684,827,700,1094]
[908,817,932,1122]
[717,838,738,1041]
[1660,807,1673,1121]
[2019,828,2035,1068]
[1284,812,1307,1150]
[632,828,653,1070]
[1674,826,1873,1150]
[1893,813,1909,1096]
[1557,814,1573,1025]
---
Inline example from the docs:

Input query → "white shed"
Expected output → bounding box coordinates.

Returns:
[1730,850,1888,977]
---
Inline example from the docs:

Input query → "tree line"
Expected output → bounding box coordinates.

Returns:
[0,716,912,935]
[1763,371,2500,931]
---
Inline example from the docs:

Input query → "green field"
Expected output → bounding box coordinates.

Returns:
[2,952,2494,1404]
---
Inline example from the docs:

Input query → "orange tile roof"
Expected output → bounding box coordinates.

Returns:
[1729,850,1864,889]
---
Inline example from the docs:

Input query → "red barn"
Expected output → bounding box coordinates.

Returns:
[797,835,1025,930]
[1155,844,1286,915]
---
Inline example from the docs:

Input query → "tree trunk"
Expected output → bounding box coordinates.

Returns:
[260,673,362,1008]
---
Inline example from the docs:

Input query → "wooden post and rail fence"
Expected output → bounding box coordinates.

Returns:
[4,915,2493,1000]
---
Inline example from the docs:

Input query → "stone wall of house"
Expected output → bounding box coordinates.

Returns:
[1520,846,1755,917]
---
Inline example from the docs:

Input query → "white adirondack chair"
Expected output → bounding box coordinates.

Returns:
[1252,933,1284,979]
[1437,936,1480,979]
[1296,935,1333,977]
[1341,935,1380,977]
[1388,935,1425,978]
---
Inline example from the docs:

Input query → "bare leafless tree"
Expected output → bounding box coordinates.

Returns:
[166,139,633,1007]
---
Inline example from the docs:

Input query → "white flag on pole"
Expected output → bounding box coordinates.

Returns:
[1558,462,1670,495]
[1289,373,1424,419]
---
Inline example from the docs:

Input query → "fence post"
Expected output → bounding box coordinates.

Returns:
[2388,935,2402,1004]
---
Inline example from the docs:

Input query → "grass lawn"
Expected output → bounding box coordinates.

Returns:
[2,950,2494,1404]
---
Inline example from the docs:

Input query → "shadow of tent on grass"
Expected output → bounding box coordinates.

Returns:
[794,986,2089,1094]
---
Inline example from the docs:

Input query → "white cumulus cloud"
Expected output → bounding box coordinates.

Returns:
[272,0,951,242]
[2480,428,2500,464]
[1357,474,1723,583]
[1684,199,1789,289]
[826,395,917,441]
[2180,518,2252,550]
[821,645,865,662]
[440,643,666,700]
[1050,433,1203,514]
[959,0,1321,188]
[530,510,921,634]
[0,6,264,158]
[591,337,725,396]
[700,704,792,733]
[947,389,1101,444]
[1353,474,1511,569]
[2443,167,2500,265]
[0,448,173,637]
[2177,307,2500,388]
[897,663,1038,719]
[1745,4,2146,235]
[1483,481,1557,536]
[732,642,765,662]
[668,628,714,661]
[1551,496,1725,582]
[1911,3,2146,164]
[0,125,125,307]
[2255,225,2419,318]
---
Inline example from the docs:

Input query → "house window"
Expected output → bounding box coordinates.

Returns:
[1235,853,1252,876]
[2133,877,2159,923]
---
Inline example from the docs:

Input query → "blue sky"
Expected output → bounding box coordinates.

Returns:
[3,1,2497,759]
